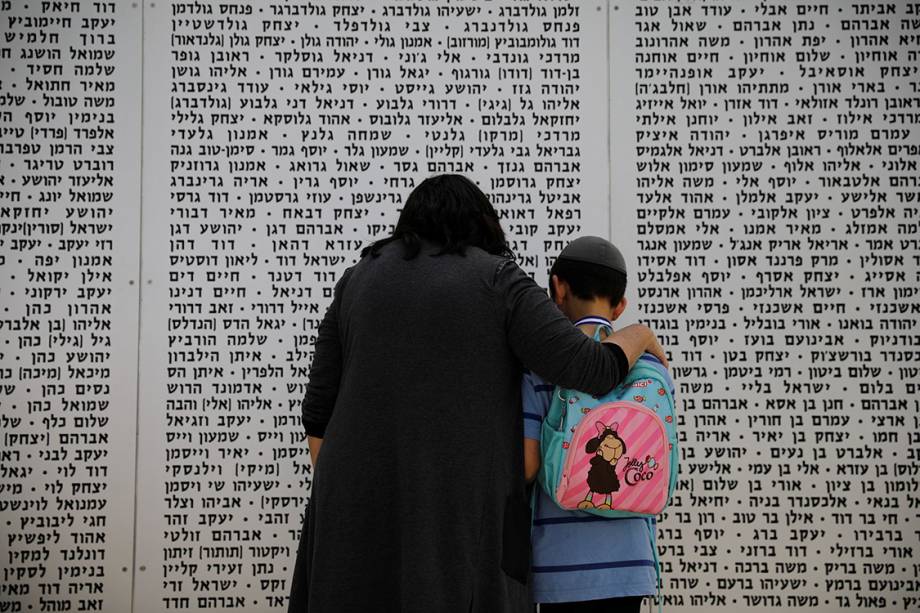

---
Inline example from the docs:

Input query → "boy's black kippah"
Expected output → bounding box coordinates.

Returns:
[557,236,627,275]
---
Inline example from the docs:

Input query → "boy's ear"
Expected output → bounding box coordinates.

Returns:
[611,297,628,321]
[550,275,567,306]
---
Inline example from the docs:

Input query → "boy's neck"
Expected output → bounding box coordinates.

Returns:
[563,297,616,325]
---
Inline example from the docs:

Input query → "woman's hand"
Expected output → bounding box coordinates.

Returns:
[308,436,323,467]
[602,323,669,369]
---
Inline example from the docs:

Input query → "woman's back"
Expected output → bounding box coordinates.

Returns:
[307,242,530,612]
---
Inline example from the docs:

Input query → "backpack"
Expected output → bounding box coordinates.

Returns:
[538,323,678,519]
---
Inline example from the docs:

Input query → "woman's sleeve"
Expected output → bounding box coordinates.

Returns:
[301,268,352,438]
[494,259,627,395]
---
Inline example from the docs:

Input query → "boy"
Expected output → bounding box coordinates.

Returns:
[523,236,674,612]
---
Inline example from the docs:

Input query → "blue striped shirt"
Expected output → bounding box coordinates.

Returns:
[523,322,673,603]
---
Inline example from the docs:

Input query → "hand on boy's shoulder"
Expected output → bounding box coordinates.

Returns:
[602,323,669,369]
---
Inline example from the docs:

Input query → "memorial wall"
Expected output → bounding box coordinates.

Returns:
[0,1,917,611]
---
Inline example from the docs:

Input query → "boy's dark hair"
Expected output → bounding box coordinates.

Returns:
[362,174,513,260]
[549,258,627,306]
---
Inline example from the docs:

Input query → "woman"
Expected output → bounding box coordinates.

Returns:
[291,175,666,612]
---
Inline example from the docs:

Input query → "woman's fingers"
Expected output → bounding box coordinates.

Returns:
[602,324,669,369]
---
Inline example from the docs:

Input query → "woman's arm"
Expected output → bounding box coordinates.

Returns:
[497,260,666,394]
[308,436,323,466]
[603,323,668,368]
[301,269,352,449]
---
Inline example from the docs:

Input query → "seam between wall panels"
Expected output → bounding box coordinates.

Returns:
[606,0,613,242]
[129,2,146,611]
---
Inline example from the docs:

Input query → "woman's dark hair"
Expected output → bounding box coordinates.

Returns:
[585,427,627,455]
[549,259,627,306]
[361,174,513,259]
